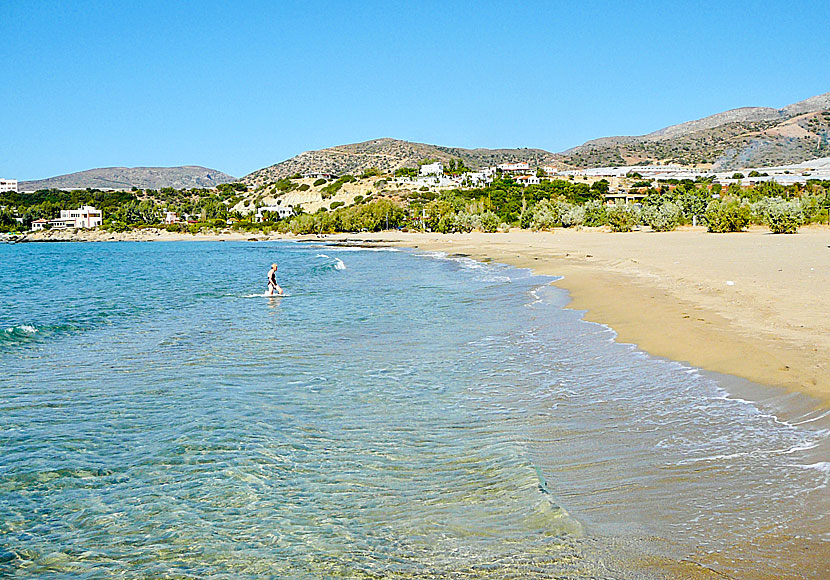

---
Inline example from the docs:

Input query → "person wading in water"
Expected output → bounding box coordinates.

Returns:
[267,263,283,296]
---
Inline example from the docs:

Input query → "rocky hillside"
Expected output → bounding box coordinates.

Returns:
[21,166,237,191]
[243,139,560,184]
[562,93,830,169]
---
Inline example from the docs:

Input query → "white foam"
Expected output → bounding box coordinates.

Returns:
[5,325,37,334]
[317,254,346,270]
[795,462,830,477]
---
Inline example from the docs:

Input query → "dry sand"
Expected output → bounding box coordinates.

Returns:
[333,227,830,407]
[20,225,830,406]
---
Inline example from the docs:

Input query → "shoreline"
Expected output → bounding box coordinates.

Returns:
[328,228,830,409]
[13,226,830,407]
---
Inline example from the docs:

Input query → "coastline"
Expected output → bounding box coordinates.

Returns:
[332,227,830,409]
[15,225,830,407]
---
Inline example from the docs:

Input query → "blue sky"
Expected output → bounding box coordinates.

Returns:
[2,0,828,180]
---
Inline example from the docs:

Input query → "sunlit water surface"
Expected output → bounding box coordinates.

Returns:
[1,241,827,579]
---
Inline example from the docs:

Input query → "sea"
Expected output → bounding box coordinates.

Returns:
[1,240,828,579]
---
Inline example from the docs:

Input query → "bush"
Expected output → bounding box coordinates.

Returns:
[313,178,327,187]
[453,211,478,232]
[705,198,751,232]
[479,210,500,233]
[644,201,681,232]
[606,204,638,232]
[330,201,345,210]
[530,199,573,230]
[298,184,310,191]
[561,205,585,228]
[583,200,607,227]
[754,198,803,234]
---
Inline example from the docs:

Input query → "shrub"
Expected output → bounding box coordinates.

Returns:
[705,198,751,232]
[606,204,638,232]
[436,213,456,234]
[330,201,345,210]
[298,184,310,191]
[479,210,500,233]
[644,201,681,231]
[313,178,327,187]
[561,205,586,227]
[754,198,803,234]
[583,200,607,227]
[453,211,478,232]
[530,199,573,230]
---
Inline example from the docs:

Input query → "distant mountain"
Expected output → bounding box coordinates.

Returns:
[561,92,830,169]
[245,93,830,179]
[243,138,560,184]
[21,166,237,191]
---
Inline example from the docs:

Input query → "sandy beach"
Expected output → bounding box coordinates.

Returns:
[19,225,830,406]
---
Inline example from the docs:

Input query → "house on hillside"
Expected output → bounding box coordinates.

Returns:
[419,162,443,176]
[31,219,48,231]
[496,162,530,174]
[516,174,541,186]
[302,172,338,180]
[255,205,294,222]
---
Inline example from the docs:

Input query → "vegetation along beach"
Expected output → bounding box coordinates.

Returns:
[3,1,830,578]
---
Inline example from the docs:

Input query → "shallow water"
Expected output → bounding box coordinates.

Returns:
[0,241,827,578]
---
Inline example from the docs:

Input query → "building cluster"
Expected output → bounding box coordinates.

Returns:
[562,157,830,187]
[405,161,559,189]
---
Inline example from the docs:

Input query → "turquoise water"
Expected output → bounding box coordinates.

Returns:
[1,241,828,578]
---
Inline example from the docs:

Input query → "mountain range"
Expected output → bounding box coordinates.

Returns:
[18,92,830,189]
[20,166,236,191]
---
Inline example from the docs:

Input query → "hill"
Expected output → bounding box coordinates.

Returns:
[245,93,830,179]
[21,166,237,191]
[243,139,560,184]
[561,93,830,169]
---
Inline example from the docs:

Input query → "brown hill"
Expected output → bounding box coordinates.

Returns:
[243,139,560,184]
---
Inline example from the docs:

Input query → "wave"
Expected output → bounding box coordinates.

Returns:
[316,254,346,270]
[1,325,39,343]
[0,323,87,345]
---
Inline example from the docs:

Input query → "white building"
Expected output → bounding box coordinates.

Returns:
[466,171,494,187]
[419,162,443,176]
[541,165,558,176]
[255,205,294,222]
[31,219,48,231]
[59,206,103,228]
[497,162,530,174]
[164,211,180,224]
[516,175,541,186]
[302,171,338,180]
[0,179,18,193]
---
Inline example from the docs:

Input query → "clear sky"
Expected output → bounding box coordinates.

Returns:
[2,0,828,180]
